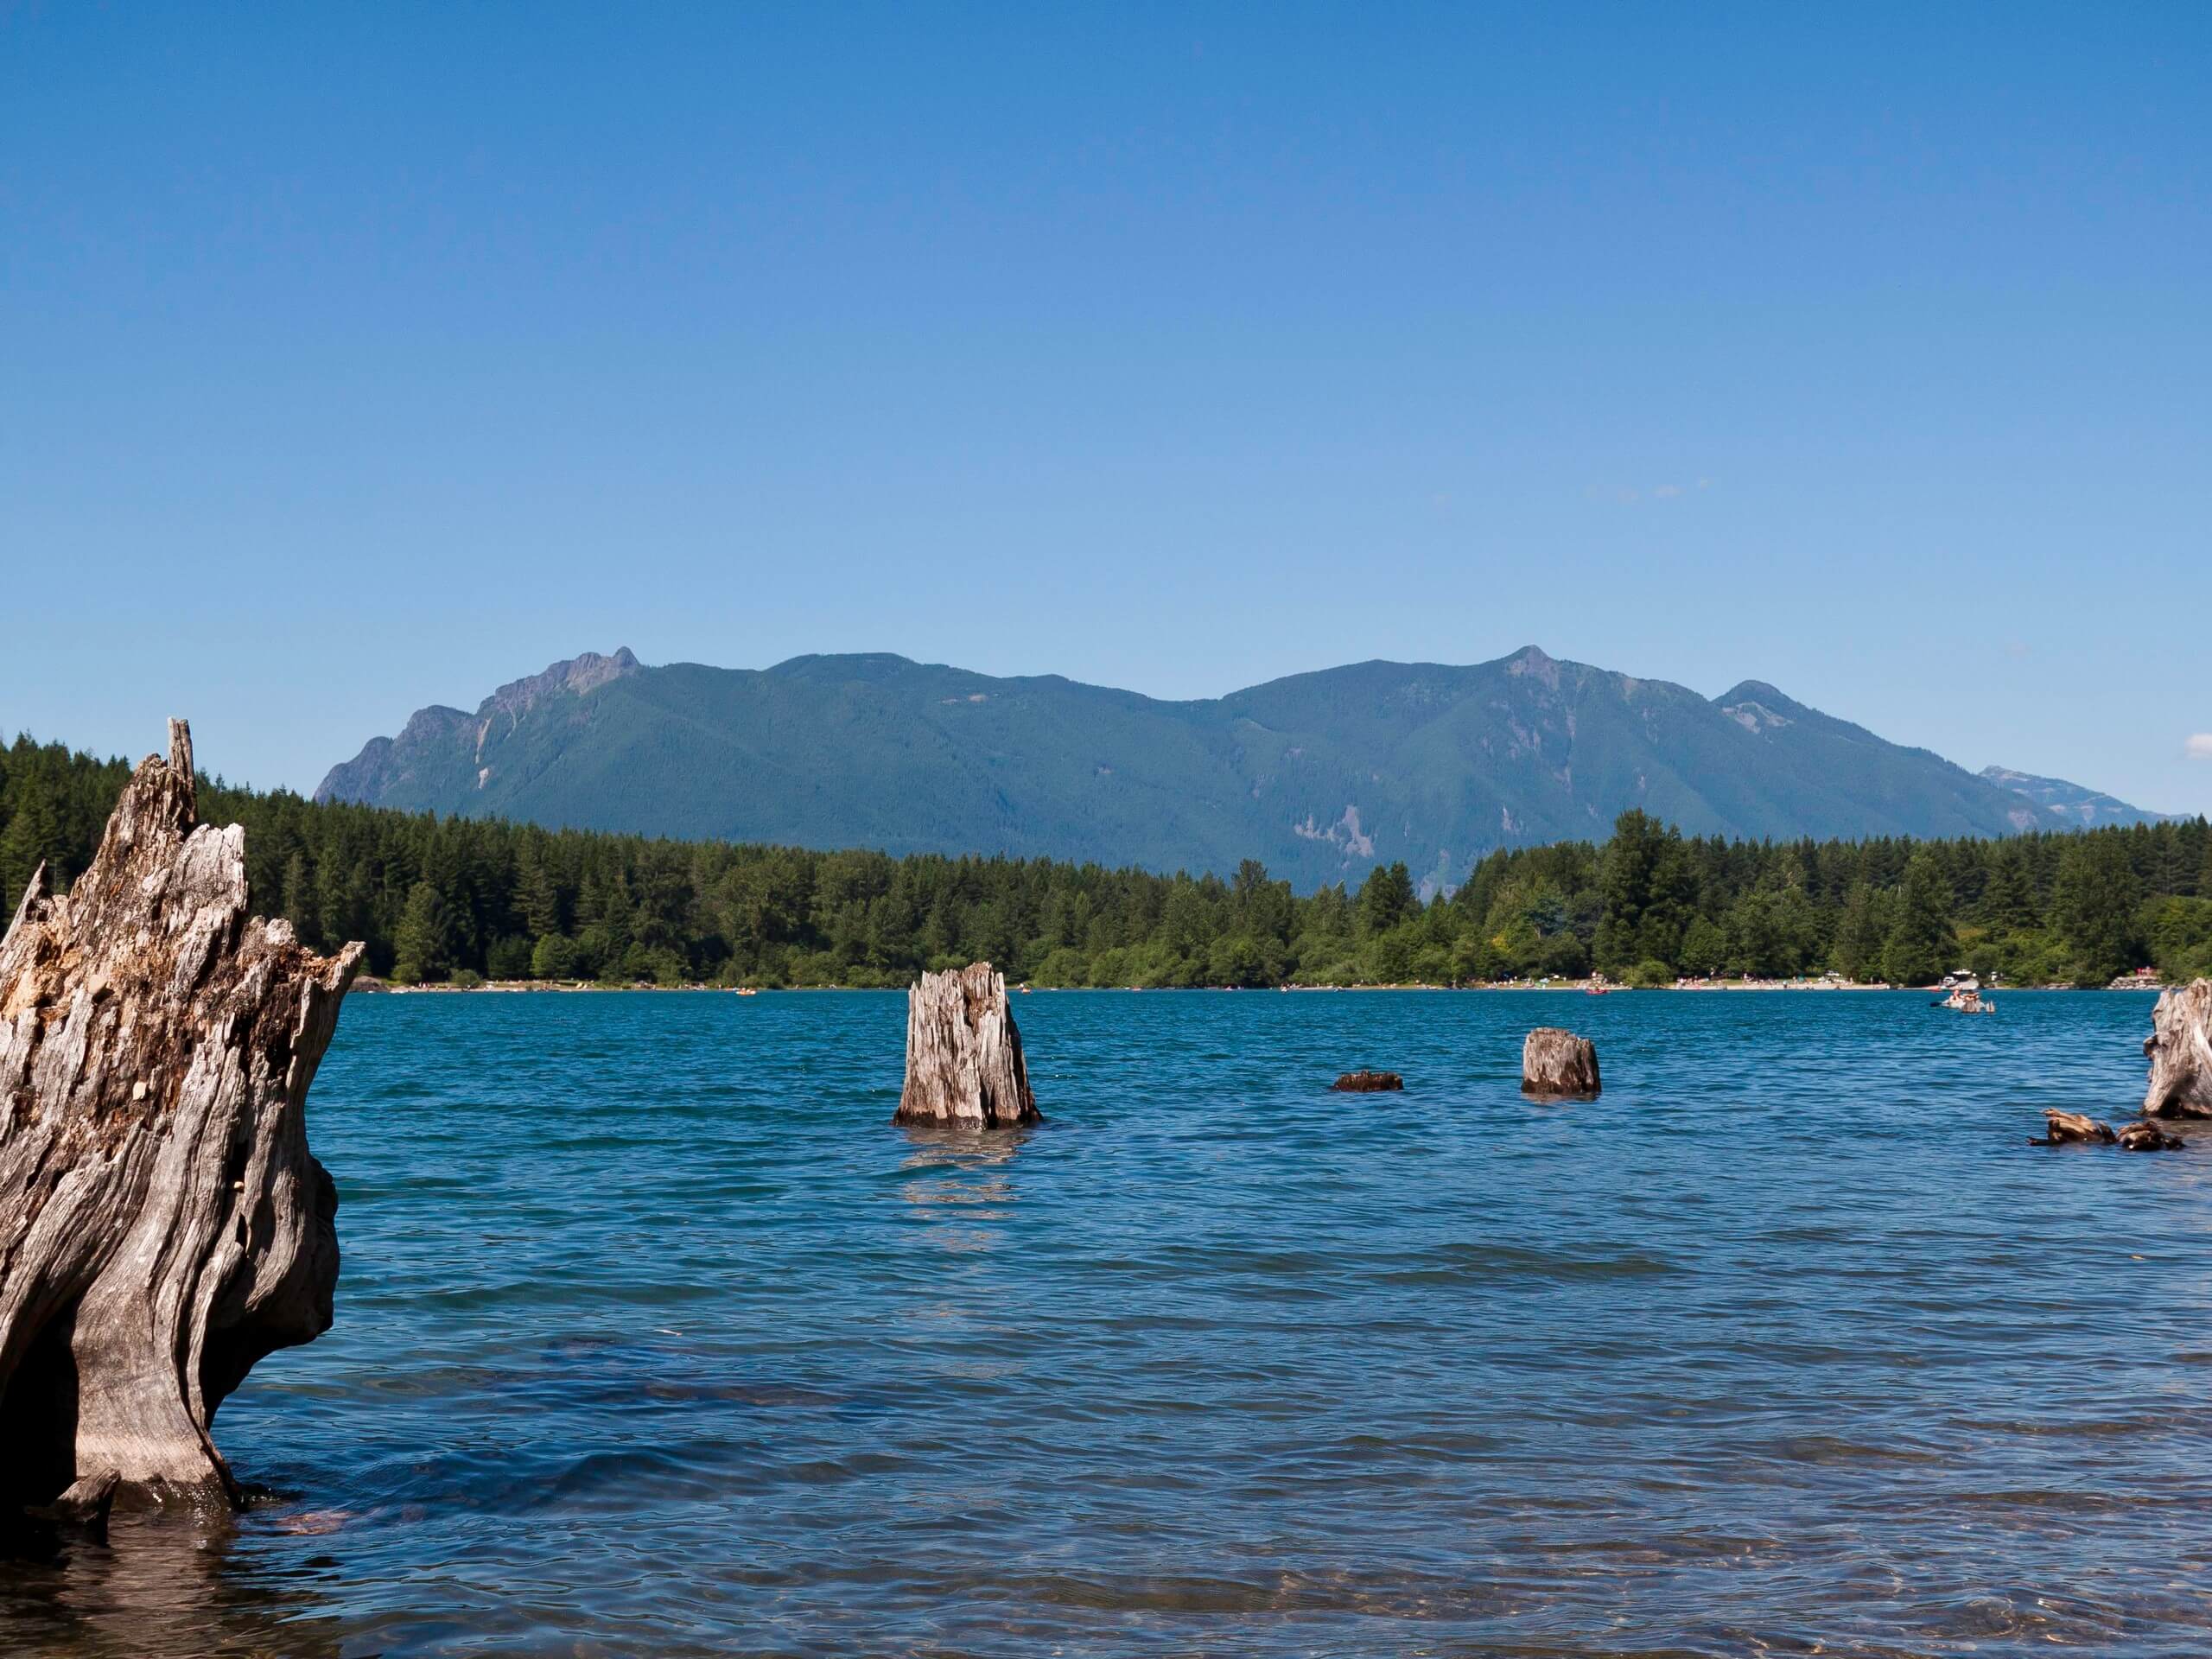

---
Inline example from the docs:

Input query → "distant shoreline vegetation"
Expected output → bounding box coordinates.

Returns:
[4,733,2208,992]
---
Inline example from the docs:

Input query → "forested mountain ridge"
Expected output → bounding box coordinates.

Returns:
[315,646,2158,889]
[10,728,2210,992]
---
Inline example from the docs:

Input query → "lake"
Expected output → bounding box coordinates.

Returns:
[4,988,2209,1656]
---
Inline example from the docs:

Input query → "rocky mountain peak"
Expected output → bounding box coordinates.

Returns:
[482,648,642,722]
[1503,645,1560,689]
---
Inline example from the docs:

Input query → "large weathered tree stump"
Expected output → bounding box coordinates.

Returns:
[0,721,362,1511]
[895,963,1038,1128]
[1522,1027,1600,1097]
[2143,978,2212,1119]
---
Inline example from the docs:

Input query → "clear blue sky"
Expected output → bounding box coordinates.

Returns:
[4,3,2207,811]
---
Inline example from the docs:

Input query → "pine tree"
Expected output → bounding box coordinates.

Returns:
[1883,850,1956,987]
[516,848,565,939]
[1357,862,1418,935]
[281,850,316,944]
[0,778,61,906]
[2053,835,2143,983]
[1978,846,2037,932]
[391,880,454,984]
[1833,881,1884,980]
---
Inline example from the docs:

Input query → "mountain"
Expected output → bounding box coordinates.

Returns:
[1977,766,2171,830]
[319,645,2082,891]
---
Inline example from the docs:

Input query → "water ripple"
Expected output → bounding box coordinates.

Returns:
[6,988,2209,1656]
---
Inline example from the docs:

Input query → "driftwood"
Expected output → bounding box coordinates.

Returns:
[895,962,1038,1128]
[2033,1109,2115,1146]
[2143,978,2212,1118]
[1332,1070,1403,1092]
[2118,1119,2186,1153]
[1522,1027,1600,1097]
[0,721,362,1513]
[2030,1110,2186,1151]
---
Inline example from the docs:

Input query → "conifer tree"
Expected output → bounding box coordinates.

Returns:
[2053,834,2143,983]
[391,880,454,984]
[1883,850,1956,986]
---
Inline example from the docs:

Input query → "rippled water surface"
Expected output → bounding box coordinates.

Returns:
[7,988,2211,1656]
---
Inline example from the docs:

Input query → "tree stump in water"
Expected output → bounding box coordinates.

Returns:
[1522,1027,1600,1097]
[1332,1071,1403,1092]
[2117,1119,2186,1153]
[0,721,362,1511]
[2035,1109,2115,1146]
[2143,978,2212,1119]
[895,963,1038,1128]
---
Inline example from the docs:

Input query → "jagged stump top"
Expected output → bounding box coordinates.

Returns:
[0,720,364,1509]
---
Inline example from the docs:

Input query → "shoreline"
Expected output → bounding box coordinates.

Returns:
[354,977,2173,996]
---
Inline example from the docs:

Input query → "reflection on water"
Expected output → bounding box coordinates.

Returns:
[6,988,2209,1656]
[899,1123,1029,1254]
[0,1506,349,1659]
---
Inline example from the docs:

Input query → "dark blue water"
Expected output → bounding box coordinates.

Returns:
[8,989,2210,1656]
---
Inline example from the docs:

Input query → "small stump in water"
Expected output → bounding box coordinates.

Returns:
[2143,978,2212,1119]
[895,962,1039,1128]
[1332,1070,1403,1093]
[1522,1027,1600,1098]
[2034,1109,2116,1146]
[2118,1119,2186,1153]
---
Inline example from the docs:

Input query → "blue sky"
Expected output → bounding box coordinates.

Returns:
[4,3,2207,810]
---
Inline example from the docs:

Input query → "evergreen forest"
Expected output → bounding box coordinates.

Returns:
[4,732,2208,991]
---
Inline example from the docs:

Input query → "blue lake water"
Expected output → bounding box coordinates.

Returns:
[6,988,2210,1656]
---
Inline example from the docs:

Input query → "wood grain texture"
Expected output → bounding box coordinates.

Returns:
[895,963,1038,1128]
[0,721,362,1510]
[1522,1027,1601,1098]
[2143,979,2212,1118]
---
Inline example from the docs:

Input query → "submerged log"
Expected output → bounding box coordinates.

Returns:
[2034,1109,2116,1146]
[895,962,1039,1128]
[2142,978,2212,1119]
[0,721,362,1512]
[2117,1119,2186,1153]
[1522,1027,1600,1097]
[1332,1070,1404,1092]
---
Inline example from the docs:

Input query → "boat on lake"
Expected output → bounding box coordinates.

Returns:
[1933,971,1993,1013]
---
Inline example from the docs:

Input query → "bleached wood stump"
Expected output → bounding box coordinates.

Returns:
[0,721,362,1510]
[895,963,1039,1128]
[2143,978,2212,1118]
[1522,1027,1601,1097]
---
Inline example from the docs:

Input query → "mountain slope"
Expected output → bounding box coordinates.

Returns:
[318,646,2089,888]
[1978,766,2171,829]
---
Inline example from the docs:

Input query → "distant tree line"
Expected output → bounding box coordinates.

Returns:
[4,732,2209,989]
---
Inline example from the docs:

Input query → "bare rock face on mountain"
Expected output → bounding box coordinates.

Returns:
[1522,1028,1601,1098]
[895,963,1039,1128]
[0,721,363,1511]
[2143,979,2212,1119]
